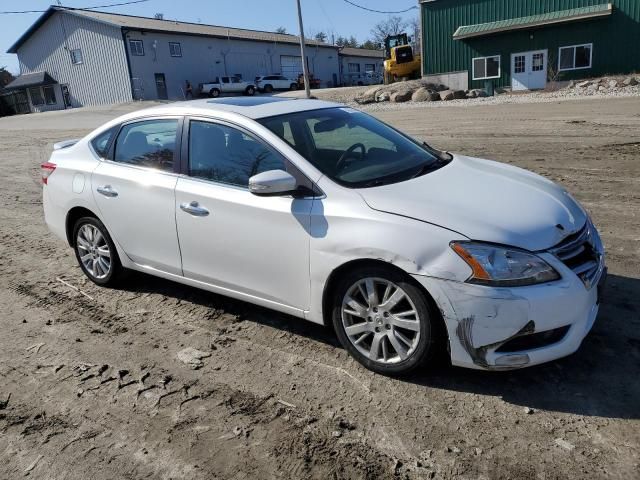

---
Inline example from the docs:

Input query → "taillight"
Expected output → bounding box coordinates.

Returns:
[41,162,56,185]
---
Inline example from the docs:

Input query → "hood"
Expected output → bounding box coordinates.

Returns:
[358,155,587,251]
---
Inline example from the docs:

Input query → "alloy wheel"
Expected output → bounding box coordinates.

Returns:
[76,224,111,280]
[341,277,421,364]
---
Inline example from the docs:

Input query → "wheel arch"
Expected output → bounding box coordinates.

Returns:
[321,258,448,346]
[65,206,102,247]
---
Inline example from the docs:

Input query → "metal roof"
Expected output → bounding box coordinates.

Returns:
[338,47,384,59]
[453,3,613,40]
[4,71,57,90]
[8,6,335,54]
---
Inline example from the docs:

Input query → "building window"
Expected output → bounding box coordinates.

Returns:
[169,42,182,57]
[532,53,545,72]
[29,87,44,106]
[514,55,525,74]
[365,63,375,72]
[43,86,56,105]
[472,55,500,80]
[129,39,145,56]
[348,63,360,73]
[559,44,592,71]
[70,49,83,65]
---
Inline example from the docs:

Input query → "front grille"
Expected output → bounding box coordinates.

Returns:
[496,325,571,353]
[547,221,603,289]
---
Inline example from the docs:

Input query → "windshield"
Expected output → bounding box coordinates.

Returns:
[259,107,445,188]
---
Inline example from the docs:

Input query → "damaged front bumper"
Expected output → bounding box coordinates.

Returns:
[413,256,606,370]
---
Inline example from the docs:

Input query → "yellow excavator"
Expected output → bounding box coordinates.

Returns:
[383,33,421,84]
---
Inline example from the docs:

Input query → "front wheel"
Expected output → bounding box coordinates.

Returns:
[245,86,256,96]
[209,88,220,98]
[73,216,123,287]
[332,266,435,375]
[290,83,298,91]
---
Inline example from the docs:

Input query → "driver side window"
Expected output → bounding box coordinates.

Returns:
[188,121,286,188]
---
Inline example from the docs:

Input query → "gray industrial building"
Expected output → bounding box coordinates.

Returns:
[6,6,383,113]
[338,47,384,85]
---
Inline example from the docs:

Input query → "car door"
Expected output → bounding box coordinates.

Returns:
[230,77,243,93]
[91,116,183,275]
[174,117,314,312]
[220,77,230,93]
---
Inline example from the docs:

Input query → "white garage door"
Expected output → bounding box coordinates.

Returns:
[281,55,303,78]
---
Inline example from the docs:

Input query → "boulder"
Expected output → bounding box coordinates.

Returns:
[436,84,449,92]
[354,86,382,105]
[623,77,638,86]
[567,80,576,89]
[598,85,607,92]
[576,80,591,88]
[363,86,382,97]
[411,87,432,102]
[376,91,391,102]
[439,89,455,101]
[466,89,489,99]
[608,80,619,89]
[453,90,467,99]
[390,90,413,103]
[426,92,441,101]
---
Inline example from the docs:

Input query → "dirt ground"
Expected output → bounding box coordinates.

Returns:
[0,97,638,480]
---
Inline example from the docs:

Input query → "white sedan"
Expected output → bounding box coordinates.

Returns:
[42,97,606,375]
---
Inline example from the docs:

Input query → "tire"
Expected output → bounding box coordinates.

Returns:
[209,88,220,98]
[246,86,256,96]
[290,83,298,91]
[331,266,435,375]
[264,84,273,93]
[72,216,123,287]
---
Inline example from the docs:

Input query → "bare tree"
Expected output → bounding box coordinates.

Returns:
[407,15,421,54]
[370,16,408,45]
[275,26,287,34]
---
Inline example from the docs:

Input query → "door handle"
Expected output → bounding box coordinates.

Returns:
[180,201,210,217]
[97,185,118,197]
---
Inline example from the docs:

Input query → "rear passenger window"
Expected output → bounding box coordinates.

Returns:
[189,120,286,187]
[114,119,178,172]
[91,126,118,158]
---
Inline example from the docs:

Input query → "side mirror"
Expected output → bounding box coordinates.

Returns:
[249,169,297,196]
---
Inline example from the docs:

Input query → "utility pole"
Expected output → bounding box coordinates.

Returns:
[296,0,311,99]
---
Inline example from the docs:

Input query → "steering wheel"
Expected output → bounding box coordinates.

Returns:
[335,143,366,172]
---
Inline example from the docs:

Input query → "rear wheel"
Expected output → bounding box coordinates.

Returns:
[246,86,256,96]
[73,216,123,287]
[290,83,298,91]
[209,88,220,98]
[332,266,435,375]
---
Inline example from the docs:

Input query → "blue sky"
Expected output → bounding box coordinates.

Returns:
[0,0,418,74]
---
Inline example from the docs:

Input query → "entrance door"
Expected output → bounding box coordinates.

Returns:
[511,50,547,91]
[155,73,168,99]
[61,84,72,108]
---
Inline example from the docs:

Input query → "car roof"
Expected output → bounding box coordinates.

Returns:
[131,97,343,120]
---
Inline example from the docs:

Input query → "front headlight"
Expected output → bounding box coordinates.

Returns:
[451,241,560,287]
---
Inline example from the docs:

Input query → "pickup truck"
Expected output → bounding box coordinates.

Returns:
[198,76,257,98]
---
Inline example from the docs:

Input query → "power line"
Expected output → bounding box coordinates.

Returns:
[0,0,150,15]
[341,0,417,14]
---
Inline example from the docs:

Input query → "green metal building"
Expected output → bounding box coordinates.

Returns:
[419,0,640,91]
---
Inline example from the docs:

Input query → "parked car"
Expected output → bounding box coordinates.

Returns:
[42,97,606,375]
[198,76,256,97]
[344,71,383,86]
[255,75,298,93]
